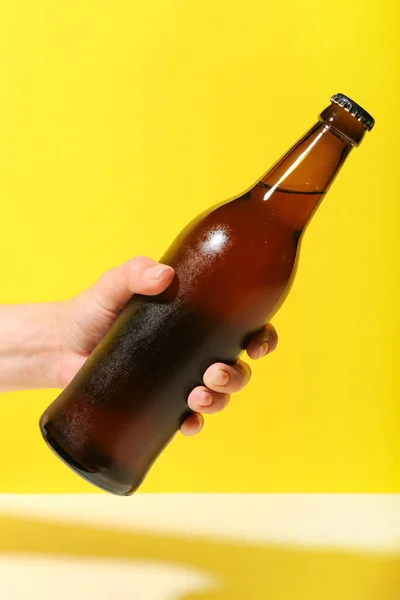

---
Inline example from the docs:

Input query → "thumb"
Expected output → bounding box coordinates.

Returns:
[67,256,174,354]
[60,257,175,379]
[86,256,175,317]
[73,256,174,325]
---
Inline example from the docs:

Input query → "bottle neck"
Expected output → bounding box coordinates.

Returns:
[255,119,354,231]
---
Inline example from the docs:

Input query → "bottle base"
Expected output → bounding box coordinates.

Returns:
[39,420,137,496]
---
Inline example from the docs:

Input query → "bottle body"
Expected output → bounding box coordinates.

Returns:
[40,95,373,495]
[41,186,306,494]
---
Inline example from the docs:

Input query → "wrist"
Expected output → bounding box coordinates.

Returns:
[0,302,65,392]
[38,301,67,389]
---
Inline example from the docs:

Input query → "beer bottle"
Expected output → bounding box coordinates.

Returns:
[40,93,374,495]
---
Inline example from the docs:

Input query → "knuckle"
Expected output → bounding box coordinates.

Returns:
[129,255,153,272]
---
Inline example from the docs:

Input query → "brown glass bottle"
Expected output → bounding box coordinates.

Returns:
[40,94,374,495]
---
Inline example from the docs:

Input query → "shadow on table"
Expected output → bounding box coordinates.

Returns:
[0,512,398,599]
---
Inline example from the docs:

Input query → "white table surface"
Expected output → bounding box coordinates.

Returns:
[0,494,398,599]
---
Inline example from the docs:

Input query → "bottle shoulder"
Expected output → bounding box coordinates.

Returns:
[162,193,298,272]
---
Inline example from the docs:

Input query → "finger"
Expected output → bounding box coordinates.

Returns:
[246,323,278,360]
[87,256,175,316]
[203,360,251,394]
[180,412,204,436]
[187,386,230,414]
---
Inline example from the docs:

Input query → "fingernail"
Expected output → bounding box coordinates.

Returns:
[215,369,230,386]
[256,342,269,359]
[146,264,172,280]
[199,391,213,407]
[194,414,204,432]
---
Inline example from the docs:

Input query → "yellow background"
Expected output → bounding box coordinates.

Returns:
[0,0,398,493]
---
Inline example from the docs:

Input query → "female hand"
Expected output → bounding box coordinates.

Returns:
[58,256,278,436]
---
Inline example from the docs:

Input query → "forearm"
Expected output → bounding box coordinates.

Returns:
[0,303,62,391]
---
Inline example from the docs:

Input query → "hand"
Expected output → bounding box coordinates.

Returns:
[57,256,278,436]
